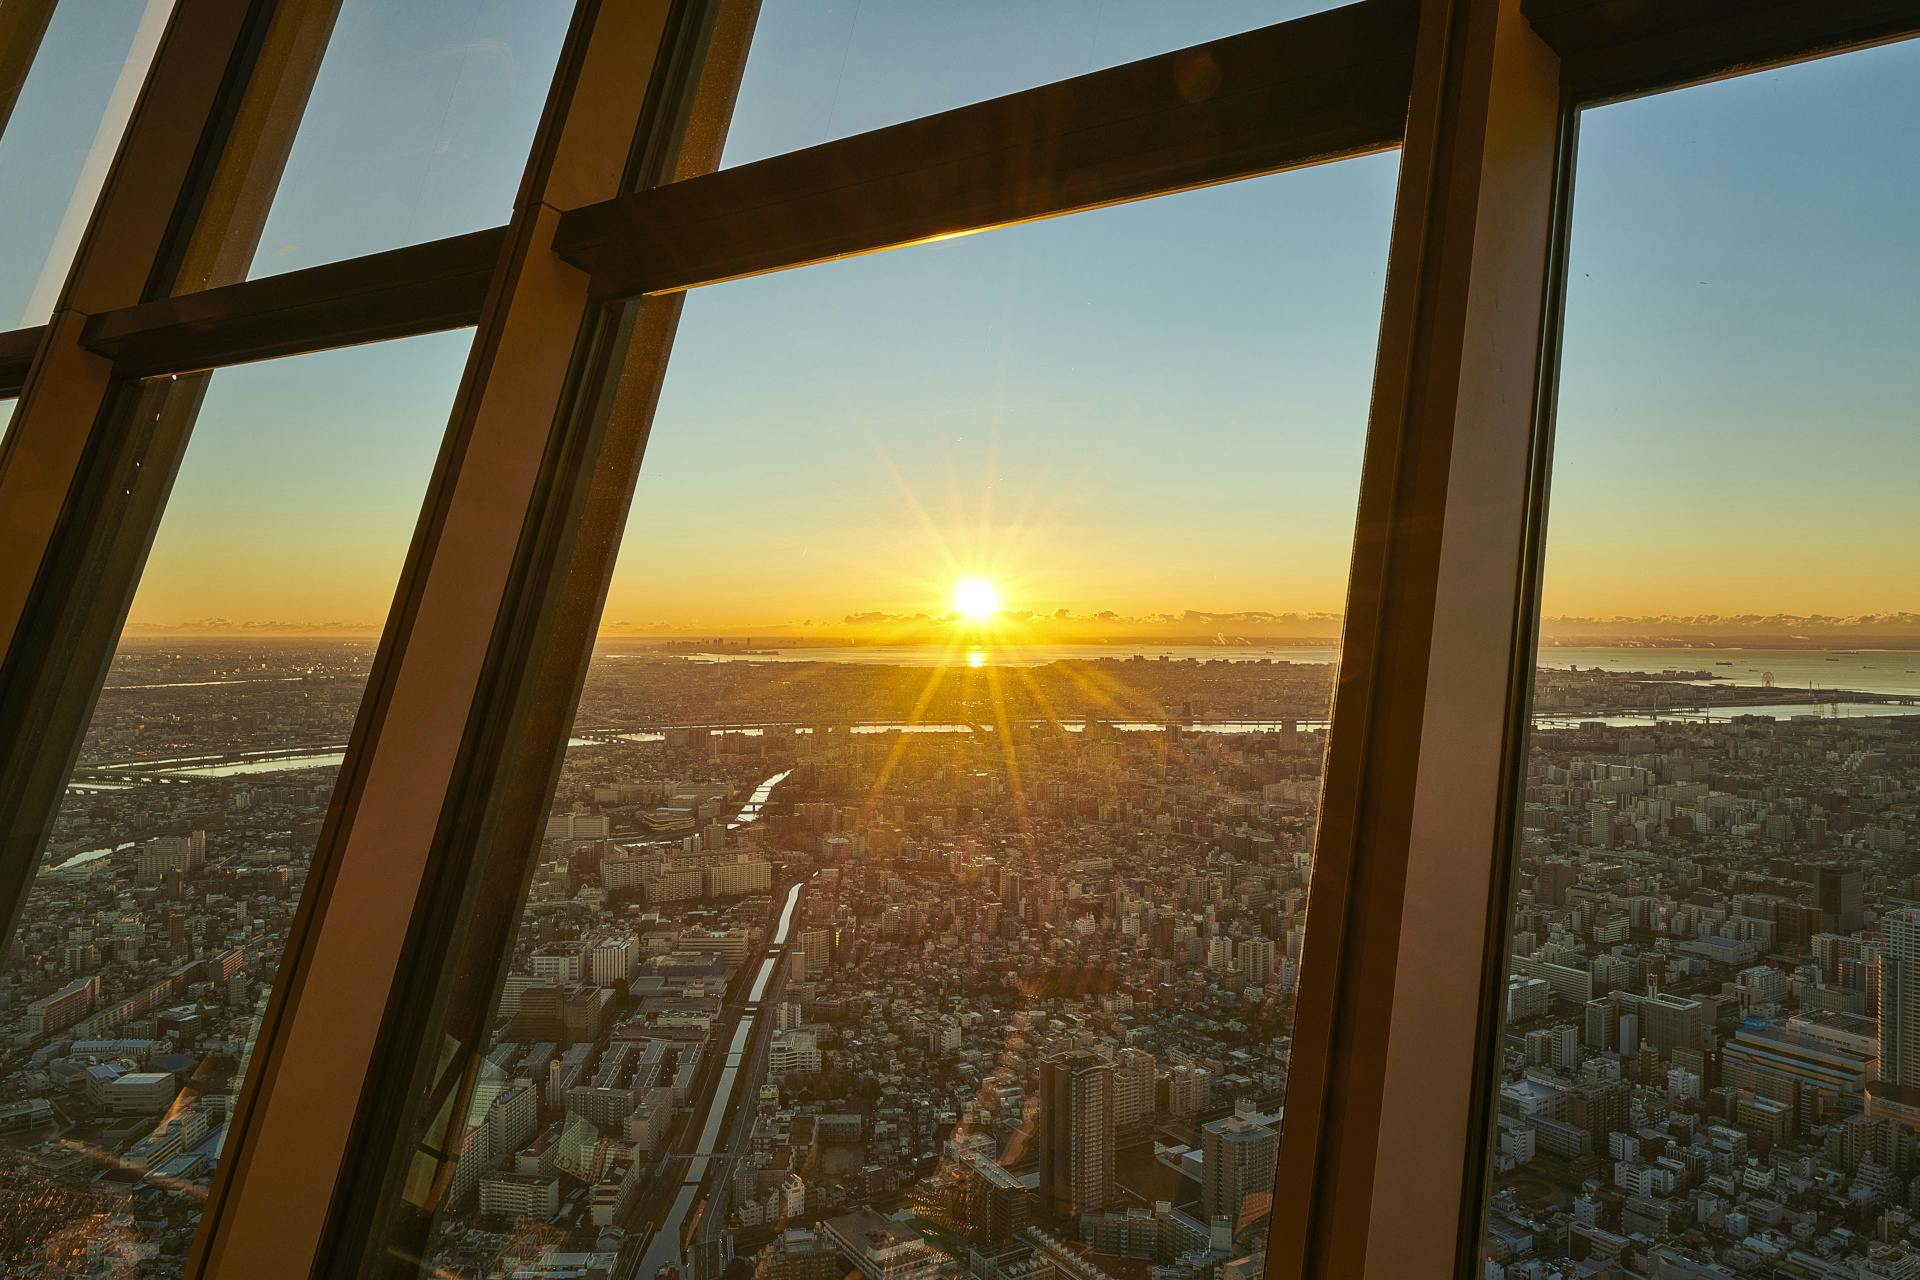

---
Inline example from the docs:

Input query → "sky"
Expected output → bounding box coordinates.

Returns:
[7,2,1913,638]
[1539,42,1920,623]
[0,0,169,329]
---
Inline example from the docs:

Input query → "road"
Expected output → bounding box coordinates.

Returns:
[621,876,808,1280]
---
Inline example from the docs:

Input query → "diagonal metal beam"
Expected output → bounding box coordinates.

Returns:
[0,326,41,397]
[1525,0,1920,103]
[1268,0,1568,1274]
[553,1,1418,298]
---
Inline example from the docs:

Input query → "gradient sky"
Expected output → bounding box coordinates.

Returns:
[0,0,165,329]
[1541,38,1920,620]
[122,334,469,632]
[18,3,1906,635]
[246,0,571,277]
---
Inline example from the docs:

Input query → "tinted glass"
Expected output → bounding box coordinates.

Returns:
[1474,42,1920,1276]
[0,332,469,1277]
[724,0,1342,167]
[416,156,1397,1278]
[245,0,570,278]
[0,0,172,327]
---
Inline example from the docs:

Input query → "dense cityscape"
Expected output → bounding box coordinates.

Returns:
[1485,707,1920,1279]
[0,641,1915,1280]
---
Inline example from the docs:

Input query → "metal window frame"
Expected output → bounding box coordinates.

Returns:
[1,1,1919,1278]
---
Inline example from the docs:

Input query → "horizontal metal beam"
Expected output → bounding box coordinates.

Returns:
[554,1,1417,297]
[1525,0,1920,103]
[80,226,506,378]
[0,327,41,398]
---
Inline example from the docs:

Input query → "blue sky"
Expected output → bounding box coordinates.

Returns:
[1544,38,1920,618]
[0,0,160,328]
[4,3,1914,632]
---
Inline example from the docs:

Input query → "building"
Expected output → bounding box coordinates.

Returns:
[449,1081,538,1207]
[1240,936,1275,988]
[1722,1022,1871,1125]
[589,937,634,986]
[1882,911,1920,1091]
[1816,866,1866,933]
[704,854,773,897]
[530,946,585,986]
[1639,991,1713,1054]
[23,976,99,1035]
[769,1029,821,1077]
[478,1171,561,1219]
[800,928,833,978]
[1039,1049,1114,1218]
[1201,1100,1278,1237]
[1111,1047,1158,1130]
[947,1145,1030,1248]
[103,1071,177,1114]
[820,1208,946,1280]
[1871,909,1920,1124]
[545,812,610,840]
[1165,1064,1210,1118]
[1508,975,1552,1021]
[137,831,206,884]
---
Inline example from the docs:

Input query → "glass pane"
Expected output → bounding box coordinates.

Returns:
[724,0,1343,168]
[1474,42,1920,1276]
[245,0,570,278]
[419,156,1396,1277]
[0,332,468,1277]
[0,0,172,328]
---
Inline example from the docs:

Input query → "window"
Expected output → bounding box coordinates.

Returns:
[415,155,1395,1277]
[239,0,571,278]
[1474,40,1920,1275]
[12,1,1916,1276]
[0,0,172,327]
[723,0,1341,167]
[0,332,470,1277]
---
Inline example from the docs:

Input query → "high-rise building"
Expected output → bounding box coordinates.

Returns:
[1240,937,1275,988]
[1879,910,1920,1096]
[800,928,832,979]
[1818,866,1867,933]
[1201,1100,1278,1236]
[1038,1049,1113,1218]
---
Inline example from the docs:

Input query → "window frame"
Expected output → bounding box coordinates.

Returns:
[0,1,1917,1277]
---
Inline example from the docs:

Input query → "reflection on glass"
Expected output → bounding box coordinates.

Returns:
[723,0,1339,167]
[245,0,570,278]
[418,157,1396,1279]
[0,332,468,1277]
[0,0,172,328]
[1475,43,1920,1277]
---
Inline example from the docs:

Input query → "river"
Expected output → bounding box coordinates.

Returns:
[81,645,1920,784]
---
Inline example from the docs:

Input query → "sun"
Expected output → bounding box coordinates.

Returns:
[952,576,1001,621]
